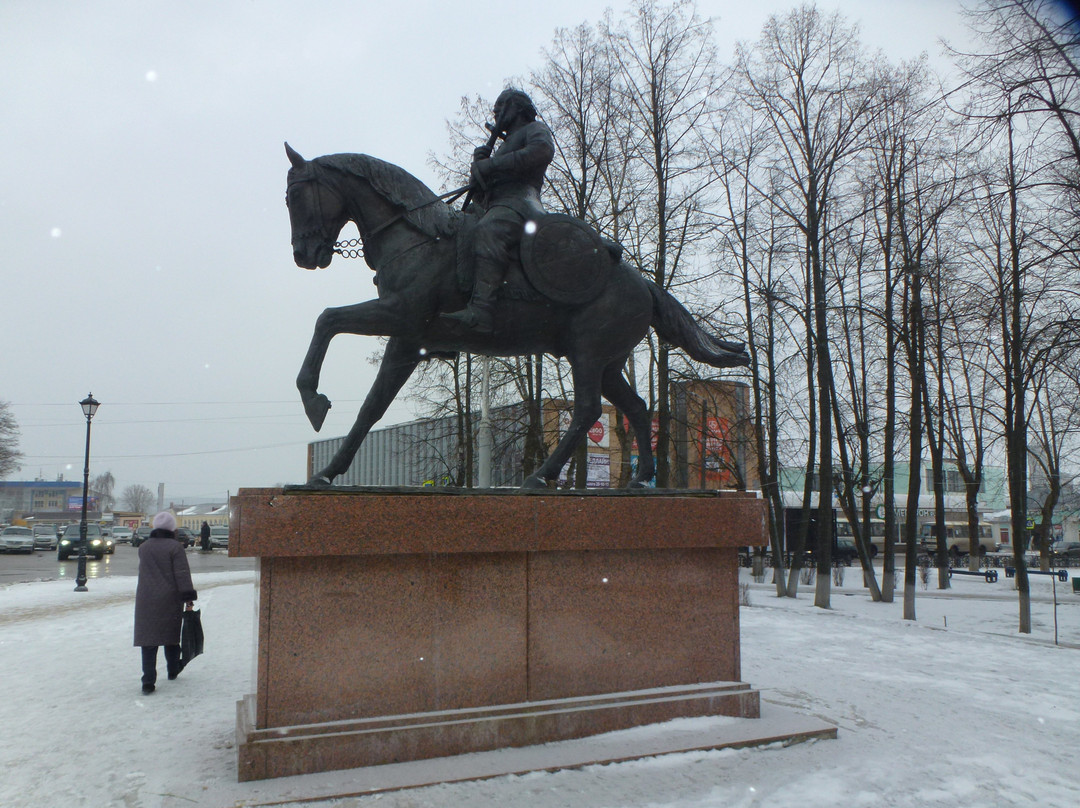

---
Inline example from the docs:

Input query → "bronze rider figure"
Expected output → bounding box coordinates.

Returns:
[441,88,555,334]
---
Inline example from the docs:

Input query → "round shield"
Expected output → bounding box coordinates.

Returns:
[520,213,613,305]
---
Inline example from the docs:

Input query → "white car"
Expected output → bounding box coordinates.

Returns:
[111,526,134,544]
[1,526,36,554]
[209,525,230,548]
[32,525,58,550]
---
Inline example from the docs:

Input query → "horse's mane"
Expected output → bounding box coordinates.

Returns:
[315,153,458,239]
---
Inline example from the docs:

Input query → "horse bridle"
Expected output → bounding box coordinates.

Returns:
[288,167,341,253]
[290,162,471,266]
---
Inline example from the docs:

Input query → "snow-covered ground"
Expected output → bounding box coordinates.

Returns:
[0,565,1077,807]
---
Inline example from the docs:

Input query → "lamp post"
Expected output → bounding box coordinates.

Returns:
[75,393,100,592]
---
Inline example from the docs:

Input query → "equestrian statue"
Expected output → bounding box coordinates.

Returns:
[286,88,749,489]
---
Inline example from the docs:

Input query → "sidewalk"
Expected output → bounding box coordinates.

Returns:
[1,569,1078,807]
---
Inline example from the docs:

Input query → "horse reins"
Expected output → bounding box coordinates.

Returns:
[332,184,471,260]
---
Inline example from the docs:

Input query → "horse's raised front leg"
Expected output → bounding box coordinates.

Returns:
[523,359,604,489]
[599,362,654,487]
[297,299,411,431]
[309,337,420,486]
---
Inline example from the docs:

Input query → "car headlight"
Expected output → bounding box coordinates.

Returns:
[90,539,102,546]
[61,539,71,546]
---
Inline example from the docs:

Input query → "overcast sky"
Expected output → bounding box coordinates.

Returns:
[1,0,974,505]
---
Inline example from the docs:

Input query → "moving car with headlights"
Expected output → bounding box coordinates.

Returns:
[1,526,36,554]
[57,523,108,561]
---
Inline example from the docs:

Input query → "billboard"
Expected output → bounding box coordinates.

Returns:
[559,451,611,488]
[67,496,98,511]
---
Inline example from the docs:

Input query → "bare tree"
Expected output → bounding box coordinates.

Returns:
[712,99,800,595]
[120,484,155,514]
[0,401,22,479]
[951,0,1080,633]
[955,0,1080,196]
[1027,354,1080,570]
[91,471,116,513]
[733,4,881,608]
[605,0,722,487]
[828,222,885,601]
[532,19,635,489]
[940,282,998,573]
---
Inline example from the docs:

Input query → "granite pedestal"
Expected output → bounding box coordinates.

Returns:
[230,487,771,782]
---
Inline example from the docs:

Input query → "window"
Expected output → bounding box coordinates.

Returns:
[925,467,968,494]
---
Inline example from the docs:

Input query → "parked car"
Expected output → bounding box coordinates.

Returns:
[176,527,197,548]
[111,526,133,544]
[209,525,230,549]
[32,524,59,550]
[131,526,153,547]
[1052,542,1080,567]
[1,526,36,554]
[57,523,108,560]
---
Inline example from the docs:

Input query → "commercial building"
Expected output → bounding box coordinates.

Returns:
[0,479,89,526]
[308,380,755,490]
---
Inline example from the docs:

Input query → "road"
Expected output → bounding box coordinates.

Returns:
[0,542,254,586]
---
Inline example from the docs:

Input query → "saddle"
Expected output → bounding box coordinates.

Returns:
[453,211,621,306]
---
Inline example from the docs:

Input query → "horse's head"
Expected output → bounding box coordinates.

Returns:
[285,143,348,270]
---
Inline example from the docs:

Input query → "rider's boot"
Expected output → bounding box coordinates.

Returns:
[441,261,500,334]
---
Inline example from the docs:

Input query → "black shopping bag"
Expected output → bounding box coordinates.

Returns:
[179,608,204,671]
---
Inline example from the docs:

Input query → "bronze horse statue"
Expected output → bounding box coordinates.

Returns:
[285,143,748,488]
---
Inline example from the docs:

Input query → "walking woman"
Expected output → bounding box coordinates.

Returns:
[134,511,197,694]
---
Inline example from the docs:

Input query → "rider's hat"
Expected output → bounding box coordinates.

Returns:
[496,88,537,122]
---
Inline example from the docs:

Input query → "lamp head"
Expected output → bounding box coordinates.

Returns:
[80,393,100,421]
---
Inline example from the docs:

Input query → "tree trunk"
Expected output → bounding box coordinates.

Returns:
[903,268,925,621]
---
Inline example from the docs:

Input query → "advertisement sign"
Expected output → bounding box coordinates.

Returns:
[67,496,98,511]
[587,453,610,487]
[559,451,611,488]
[559,411,610,448]
[702,416,735,488]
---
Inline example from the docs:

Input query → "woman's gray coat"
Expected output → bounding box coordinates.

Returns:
[133,534,197,647]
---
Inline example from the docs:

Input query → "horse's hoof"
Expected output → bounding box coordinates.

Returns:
[305,475,332,489]
[520,475,549,490]
[302,393,332,431]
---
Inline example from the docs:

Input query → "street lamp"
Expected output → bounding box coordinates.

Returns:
[74,393,100,592]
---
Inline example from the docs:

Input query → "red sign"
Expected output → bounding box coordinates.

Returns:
[703,416,734,487]
[588,421,605,444]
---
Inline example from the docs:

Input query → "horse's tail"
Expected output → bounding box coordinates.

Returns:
[647,280,750,368]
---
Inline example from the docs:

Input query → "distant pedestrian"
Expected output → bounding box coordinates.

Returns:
[134,511,197,694]
[200,520,211,552]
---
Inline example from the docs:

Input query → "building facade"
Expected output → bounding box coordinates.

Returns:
[308,380,756,490]
[0,480,86,524]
